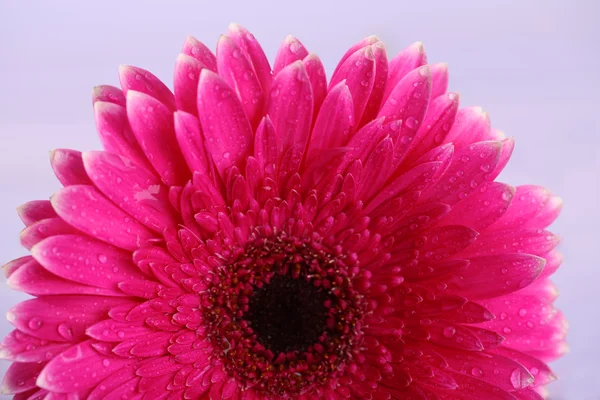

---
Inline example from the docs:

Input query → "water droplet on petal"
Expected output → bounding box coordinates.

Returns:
[443,326,456,338]
[98,254,108,264]
[518,309,527,317]
[28,317,43,330]
[471,368,483,377]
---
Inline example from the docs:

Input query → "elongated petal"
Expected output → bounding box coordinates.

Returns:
[197,69,253,177]
[439,182,515,231]
[267,61,313,158]
[404,92,459,165]
[7,296,131,342]
[37,340,130,392]
[447,254,546,299]
[273,35,309,75]
[422,141,503,205]
[16,200,57,226]
[430,62,449,98]
[217,35,265,127]
[329,46,375,124]
[50,149,92,186]
[7,257,123,297]
[173,53,204,116]
[83,151,177,232]
[2,361,45,394]
[1,330,71,363]
[174,111,211,176]
[308,81,354,153]
[92,85,125,106]
[93,101,152,170]
[31,234,146,290]
[383,41,427,104]
[126,91,190,186]
[227,24,272,92]
[302,54,328,119]
[119,65,176,111]
[444,106,492,148]
[51,185,156,251]
[20,217,77,250]
[182,35,217,72]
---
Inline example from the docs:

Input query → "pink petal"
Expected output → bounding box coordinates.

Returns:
[197,69,253,177]
[360,41,388,126]
[329,46,375,124]
[404,92,459,165]
[93,101,152,171]
[173,53,204,116]
[227,24,272,92]
[51,185,156,251]
[267,61,313,159]
[444,106,491,148]
[378,65,432,125]
[82,151,177,232]
[126,91,190,186]
[50,149,92,186]
[7,296,132,342]
[182,35,217,72]
[490,185,552,231]
[253,116,278,177]
[366,160,448,215]
[439,182,515,231]
[490,347,556,388]
[523,195,563,230]
[383,42,427,104]
[538,250,562,279]
[308,81,355,153]
[302,54,328,120]
[136,356,181,378]
[3,256,32,278]
[487,137,514,181]
[216,35,265,127]
[173,111,212,176]
[421,140,503,205]
[86,319,153,342]
[17,200,57,226]
[92,85,125,106]
[332,35,380,78]
[7,257,123,297]
[447,254,546,299]
[1,330,71,363]
[20,217,76,250]
[31,234,147,290]
[273,35,309,75]
[430,62,449,99]
[1,361,45,394]
[433,347,534,392]
[119,65,176,111]
[87,365,138,400]
[460,228,560,258]
[357,138,394,199]
[37,340,130,392]
[437,373,517,400]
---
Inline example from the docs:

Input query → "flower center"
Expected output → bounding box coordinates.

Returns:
[201,234,366,396]
[245,273,330,354]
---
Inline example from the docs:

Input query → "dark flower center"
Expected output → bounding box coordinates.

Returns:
[245,273,330,354]
[202,234,366,396]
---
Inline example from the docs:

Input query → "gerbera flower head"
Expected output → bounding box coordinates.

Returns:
[1,24,566,400]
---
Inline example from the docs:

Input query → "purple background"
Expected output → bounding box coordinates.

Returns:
[1,1,598,398]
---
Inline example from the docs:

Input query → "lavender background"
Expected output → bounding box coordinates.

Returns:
[0,0,598,398]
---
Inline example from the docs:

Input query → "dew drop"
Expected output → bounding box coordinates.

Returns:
[443,326,456,338]
[57,323,74,340]
[28,317,43,330]
[471,368,483,377]
[518,308,527,317]
[97,254,108,264]
[102,359,111,367]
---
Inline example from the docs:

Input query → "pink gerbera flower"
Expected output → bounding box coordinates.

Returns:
[1,24,566,400]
